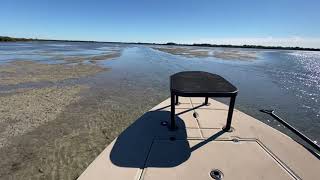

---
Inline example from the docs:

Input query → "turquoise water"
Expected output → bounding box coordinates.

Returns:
[0,41,319,144]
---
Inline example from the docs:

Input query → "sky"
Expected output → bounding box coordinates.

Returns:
[1,0,320,48]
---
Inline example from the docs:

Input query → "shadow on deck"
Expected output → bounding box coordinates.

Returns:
[110,109,225,168]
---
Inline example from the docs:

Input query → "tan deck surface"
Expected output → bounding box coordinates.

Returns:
[78,97,319,180]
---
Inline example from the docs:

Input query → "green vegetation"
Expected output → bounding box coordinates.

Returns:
[166,42,177,45]
[0,36,34,42]
[190,43,320,51]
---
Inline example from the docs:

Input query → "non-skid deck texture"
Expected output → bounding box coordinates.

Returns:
[78,97,319,180]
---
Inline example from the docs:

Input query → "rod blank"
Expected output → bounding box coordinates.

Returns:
[260,109,320,152]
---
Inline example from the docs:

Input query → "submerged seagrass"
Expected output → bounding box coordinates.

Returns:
[0,61,107,85]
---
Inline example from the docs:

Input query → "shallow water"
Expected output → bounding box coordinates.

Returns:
[0,42,319,142]
[0,42,319,178]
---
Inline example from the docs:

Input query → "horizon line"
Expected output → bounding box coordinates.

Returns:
[1,36,320,51]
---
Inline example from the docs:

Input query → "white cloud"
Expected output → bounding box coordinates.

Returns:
[188,36,320,49]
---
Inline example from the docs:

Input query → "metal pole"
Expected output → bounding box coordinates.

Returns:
[204,97,209,105]
[170,93,176,130]
[224,96,236,131]
[260,109,320,152]
[175,95,179,105]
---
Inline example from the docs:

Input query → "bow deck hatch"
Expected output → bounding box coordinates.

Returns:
[141,139,296,180]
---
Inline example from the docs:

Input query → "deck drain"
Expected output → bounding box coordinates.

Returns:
[222,126,235,132]
[210,169,223,179]
[193,112,199,118]
[232,138,240,143]
[160,121,168,126]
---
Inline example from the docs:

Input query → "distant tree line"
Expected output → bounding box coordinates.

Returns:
[0,36,35,42]
[157,42,320,51]
[189,43,320,51]
[1,36,319,51]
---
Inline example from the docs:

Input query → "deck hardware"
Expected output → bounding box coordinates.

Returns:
[232,138,239,143]
[160,121,168,126]
[193,112,199,118]
[204,97,211,106]
[260,109,320,153]
[222,126,234,132]
[210,169,223,179]
[175,95,180,105]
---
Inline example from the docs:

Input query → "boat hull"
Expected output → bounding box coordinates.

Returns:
[78,97,319,180]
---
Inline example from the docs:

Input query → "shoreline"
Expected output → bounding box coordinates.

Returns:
[1,36,319,52]
[152,47,257,60]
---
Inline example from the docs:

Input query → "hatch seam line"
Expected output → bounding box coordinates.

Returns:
[255,139,301,180]
[137,137,155,180]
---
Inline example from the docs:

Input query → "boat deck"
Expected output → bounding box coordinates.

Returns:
[78,97,319,180]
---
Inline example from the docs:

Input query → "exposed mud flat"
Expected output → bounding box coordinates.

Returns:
[53,52,121,64]
[0,48,125,179]
[0,84,165,180]
[0,85,86,148]
[0,61,107,85]
[153,46,257,60]
[212,50,257,60]
[0,46,167,179]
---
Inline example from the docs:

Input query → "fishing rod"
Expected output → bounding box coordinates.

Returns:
[260,109,320,152]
